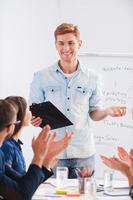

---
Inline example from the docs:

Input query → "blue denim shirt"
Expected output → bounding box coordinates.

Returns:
[29,61,103,159]
[1,138,26,178]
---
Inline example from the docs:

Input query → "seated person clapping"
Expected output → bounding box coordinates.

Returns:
[101,146,133,199]
[0,97,72,200]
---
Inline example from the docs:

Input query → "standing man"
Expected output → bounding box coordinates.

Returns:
[29,23,126,178]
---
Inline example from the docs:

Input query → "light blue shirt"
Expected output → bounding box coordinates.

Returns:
[29,61,103,159]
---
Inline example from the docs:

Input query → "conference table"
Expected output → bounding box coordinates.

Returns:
[32,178,131,200]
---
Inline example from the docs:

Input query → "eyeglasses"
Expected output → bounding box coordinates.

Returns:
[13,120,21,125]
[6,120,21,127]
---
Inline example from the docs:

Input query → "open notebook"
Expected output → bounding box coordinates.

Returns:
[104,187,129,197]
[30,101,73,130]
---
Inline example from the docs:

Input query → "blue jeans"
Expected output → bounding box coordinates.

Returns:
[53,155,95,179]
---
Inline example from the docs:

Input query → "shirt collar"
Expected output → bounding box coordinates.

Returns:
[11,138,23,146]
[53,60,83,74]
[18,139,23,145]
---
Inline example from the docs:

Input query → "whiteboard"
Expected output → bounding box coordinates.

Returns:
[79,53,133,179]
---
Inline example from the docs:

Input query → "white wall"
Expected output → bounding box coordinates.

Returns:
[0,0,60,98]
[0,0,61,165]
[1,0,133,174]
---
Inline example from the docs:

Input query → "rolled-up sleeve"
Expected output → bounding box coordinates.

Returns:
[89,73,103,112]
[29,71,44,105]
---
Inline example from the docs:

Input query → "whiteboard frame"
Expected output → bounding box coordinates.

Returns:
[79,52,133,58]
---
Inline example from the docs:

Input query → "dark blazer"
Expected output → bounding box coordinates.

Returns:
[0,149,53,200]
[130,185,133,200]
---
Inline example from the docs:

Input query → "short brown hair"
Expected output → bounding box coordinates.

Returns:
[54,23,80,40]
[0,99,17,131]
[5,96,27,135]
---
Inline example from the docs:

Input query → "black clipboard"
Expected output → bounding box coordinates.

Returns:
[30,101,73,130]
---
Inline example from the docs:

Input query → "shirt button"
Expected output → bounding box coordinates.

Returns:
[67,97,70,100]
[67,108,69,111]
[68,86,70,89]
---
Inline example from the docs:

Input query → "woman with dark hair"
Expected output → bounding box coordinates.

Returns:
[1,96,31,178]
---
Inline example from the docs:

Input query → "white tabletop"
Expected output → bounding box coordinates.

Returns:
[32,179,131,200]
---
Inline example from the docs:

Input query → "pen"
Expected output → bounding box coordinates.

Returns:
[97,188,104,192]
[90,169,95,177]
[66,193,81,197]
[75,168,82,177]
[99,184,104,186]
[43,182,56,188]
[35,194,63,198]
